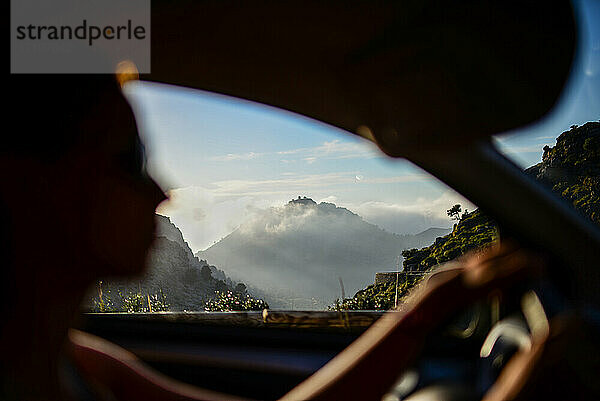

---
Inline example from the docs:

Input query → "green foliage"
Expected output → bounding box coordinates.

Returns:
[403,210,499,272]
[446,204,462,221]
[118,289,171,312]
[93,281,115,312]
[555,178,600,225]
[336,209,499,311]
[338,210,499,311]
[120,290,147,313]
[93,284,116,312]
[234,282,247,294]
[330,277,422,311]
[529,121,600,226]
[345,122,599,311]
[215,280,228,293]
[91,281,170,313]
[200,265,213,281]
[203,290,269,311]
[93,297,115,312]
[582,136,597,153]
[152,289,170,311]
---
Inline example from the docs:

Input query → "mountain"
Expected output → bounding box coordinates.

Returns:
[87,215,237,311]
[412,227,455,244]
[338,121,599,310]
[155,214,191,251]
[526,121,599,225]
[155,215,229,282]
[196,197,450,308]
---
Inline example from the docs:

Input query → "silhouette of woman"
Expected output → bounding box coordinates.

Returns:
[1,75,238,400]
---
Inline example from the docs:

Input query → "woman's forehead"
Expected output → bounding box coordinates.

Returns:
[79,86,141,155]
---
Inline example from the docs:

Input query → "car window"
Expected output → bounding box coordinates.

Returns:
[84,0,598,316]
[84,80,486,314]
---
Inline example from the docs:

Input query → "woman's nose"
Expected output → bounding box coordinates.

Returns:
[148,177,168,208]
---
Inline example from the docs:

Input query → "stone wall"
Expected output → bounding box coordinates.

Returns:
[375,272,406,285]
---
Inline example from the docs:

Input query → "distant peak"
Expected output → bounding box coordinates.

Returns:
[415,227,451,235]
[288,196,317,206]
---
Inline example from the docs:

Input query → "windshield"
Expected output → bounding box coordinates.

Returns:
[84,0,599,316]
[84,80,484,313]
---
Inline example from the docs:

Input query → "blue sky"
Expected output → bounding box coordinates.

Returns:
[124,0,599,252]
[125,83,458,250]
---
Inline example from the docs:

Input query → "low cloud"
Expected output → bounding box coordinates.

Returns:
[352,190,474,235]
[209,138,381,164]
[239,203,319,235]
[311,139,379,160]
[209,152,263,161]
[205,172,430,198]
[156,179,473,252]
[319,195,338,203]
[157,187,264,251]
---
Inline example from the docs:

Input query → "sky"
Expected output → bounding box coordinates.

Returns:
[123,0,599,252]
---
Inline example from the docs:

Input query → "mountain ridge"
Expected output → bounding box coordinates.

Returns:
[197,197,450,308]
[86,215,239,311]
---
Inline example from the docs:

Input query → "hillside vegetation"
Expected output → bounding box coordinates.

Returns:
[527,121,600,225]
[337,122,599,310]
[86,215,268,312]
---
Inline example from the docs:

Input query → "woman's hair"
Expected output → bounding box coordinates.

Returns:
[5,75,122,160]
[1,75,125,316]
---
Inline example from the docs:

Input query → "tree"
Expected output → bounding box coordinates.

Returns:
[118,289,170,313]
[447,204,462,221]
[234,283,247,294]
[215,280,228,293]
[200,265,212,281]
[93,280,115,312]
[204,290,269,311]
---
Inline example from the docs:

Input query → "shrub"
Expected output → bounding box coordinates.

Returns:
[330,277,422,311]
[204,290,269,311]
[90,281,170,313]
[119,289,170,312]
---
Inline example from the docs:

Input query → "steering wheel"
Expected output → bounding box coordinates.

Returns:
[280,241,591,401]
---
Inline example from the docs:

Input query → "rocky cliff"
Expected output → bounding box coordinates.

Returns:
[87,215,236,311]
[526,121,599,225]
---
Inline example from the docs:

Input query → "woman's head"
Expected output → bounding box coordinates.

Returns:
[2,75,165,287]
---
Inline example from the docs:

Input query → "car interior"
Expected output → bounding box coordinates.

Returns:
[7,1,600,400]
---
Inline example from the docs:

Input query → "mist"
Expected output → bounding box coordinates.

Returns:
[158,186,469,253]
[197,198,449,308]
